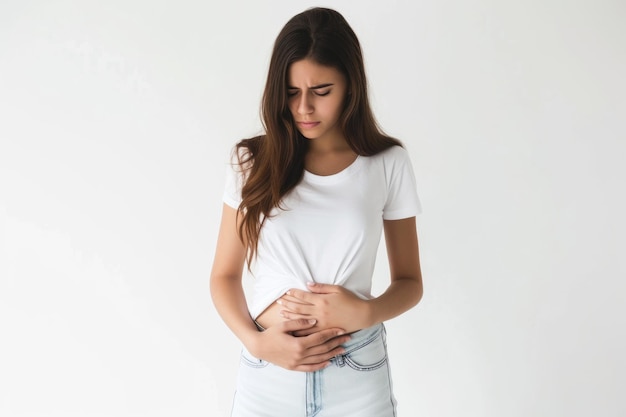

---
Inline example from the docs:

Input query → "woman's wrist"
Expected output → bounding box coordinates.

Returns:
[364,279,422,328]
[362,298,379,329]
[241,327,263,356]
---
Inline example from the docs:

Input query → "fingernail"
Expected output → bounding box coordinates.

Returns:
[308,319,316,324]
[337,331,345,335]
[307,282,315,286]
[286,290,291,295]
[276,300,283,305]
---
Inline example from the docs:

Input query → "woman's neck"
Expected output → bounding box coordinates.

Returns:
[305,140,357,176]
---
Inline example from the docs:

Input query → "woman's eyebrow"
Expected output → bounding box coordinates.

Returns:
[287,83,334,90]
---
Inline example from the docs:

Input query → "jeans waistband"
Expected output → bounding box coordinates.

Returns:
[253,319,266,332]
[341,323,385,352]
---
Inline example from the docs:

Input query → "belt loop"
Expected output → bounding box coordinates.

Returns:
[335,354,345,367]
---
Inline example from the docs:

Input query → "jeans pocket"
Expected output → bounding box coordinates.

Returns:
[240,347,270,369]
[343,331,388,371]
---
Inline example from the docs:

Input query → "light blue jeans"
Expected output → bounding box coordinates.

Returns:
[231,323,397,417]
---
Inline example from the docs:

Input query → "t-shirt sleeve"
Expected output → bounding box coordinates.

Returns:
[222,150,245,209]
[383,146,422,220]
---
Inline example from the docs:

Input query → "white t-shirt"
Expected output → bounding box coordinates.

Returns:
[223,145,421,319]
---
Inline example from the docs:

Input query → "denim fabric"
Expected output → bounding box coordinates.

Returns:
[231,323,397,417]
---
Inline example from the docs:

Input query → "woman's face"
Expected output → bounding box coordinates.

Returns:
[287,59,348,144]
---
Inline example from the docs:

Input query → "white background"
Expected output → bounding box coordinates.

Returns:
[1,0,625,416]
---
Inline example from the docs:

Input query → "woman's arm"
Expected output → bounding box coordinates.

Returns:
[210,203,351,371]
[370,216,423,322]
[277,217,423,334]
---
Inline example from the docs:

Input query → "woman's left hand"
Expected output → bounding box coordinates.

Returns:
[277,282,373,336]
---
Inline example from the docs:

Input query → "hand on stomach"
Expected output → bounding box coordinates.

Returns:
[255,293,330,336]
[257,284,373,336]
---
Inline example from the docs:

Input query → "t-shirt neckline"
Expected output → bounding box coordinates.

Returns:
[303,155,364,185]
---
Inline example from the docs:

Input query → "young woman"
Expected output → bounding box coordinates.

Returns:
[211,7,423,417]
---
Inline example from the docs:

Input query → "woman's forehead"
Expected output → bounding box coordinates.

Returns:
[287,59,345,85]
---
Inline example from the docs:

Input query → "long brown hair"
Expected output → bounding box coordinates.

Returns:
[236,7,402,265]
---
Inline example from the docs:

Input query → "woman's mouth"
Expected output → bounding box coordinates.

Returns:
[297,121,320,129]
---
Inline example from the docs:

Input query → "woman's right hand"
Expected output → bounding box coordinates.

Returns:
[247,319,351,372]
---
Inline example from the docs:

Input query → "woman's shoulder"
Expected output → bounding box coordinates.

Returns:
[369,144,411,163]
[360,145,415,182]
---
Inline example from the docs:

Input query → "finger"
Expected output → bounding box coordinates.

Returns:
[291,329,313,337]
[306,282,338,294]
[279,310,311,321]
[285,288,316,304]
[280,293,313,305]
[281,340,342,372]
[304,328,349,348]
[276,298,313,315]
[291,326,319,337]
[303,337,350,360]
[280,318,317,333]
[292,333,352,370]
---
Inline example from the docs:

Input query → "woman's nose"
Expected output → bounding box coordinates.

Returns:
[297,94,313,115]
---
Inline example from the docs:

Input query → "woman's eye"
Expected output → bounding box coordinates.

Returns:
[287,89,330,97]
